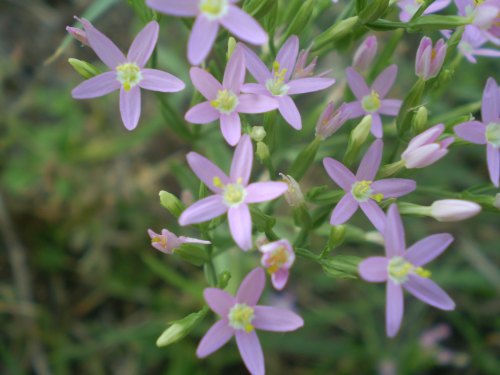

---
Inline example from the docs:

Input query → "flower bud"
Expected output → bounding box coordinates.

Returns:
[351,115,372,146]
[148,229,210,255]
[66,26,89,46]
[430,200,481,222]
[315,102,349,140]
[279,173,305,207]
[68,58,100,79]
[156,308,208,347]
[352,36,378,72]
[415,37,447,81]
[159,190,185,218]
[292,47,318,79]
[227,37,237,60]
[411,106,429,135]
[401,124,454,169]
[256,141,270,162]
[250,126,266,142]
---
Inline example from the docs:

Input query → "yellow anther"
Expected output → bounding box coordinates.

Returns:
[152,236,167,248]
[415,267,432,278]
[213,176,224,188]
[116,62,142,91]
[371,193,384,203]
[210,89,238,114]
[228,303,255,331]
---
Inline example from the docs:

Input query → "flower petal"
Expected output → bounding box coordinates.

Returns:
[228,205,252,251]
[245,182,288,203]
[276,35,299,81]
[372,64,398,98]
[371,178,416,198]
[384,204,405,257]
[127,21,158,67]
[235,330,265,375]
[230,134,253,184]
[386,281,404,338]
[204,288,236,316]
[72,71,120,99]
[196,319,234,358]
[186,152,229,193]
[271,269,289,290]
[404,233,454,266]
[287,77,336,95]
[223,46,245,93]
[359,257,389,282]
[278,96,302,130]
[487,144,500,187]
[139,69,185,92]
[346,67,370,100]
[379,99,402,116]
[241,83,270,95]
[343,101,365,118]
[482,77,499,124]
[240,44,271,84]
[84,20,126,69]
[322,157,356,191]
[236,268,265,305]
[220,6,268,45]
[371,113,383,138]
[188,16,219,66]
[360,200,386,232]
[454,121,487,144]
[120,86,141,131]
[330,194,359,226]
[146,0,198,16]
[185,102,220,124]
[252,306,304,332]
[404,275,455,310]
[237,94,278,113]
[357,139,383,180]
[190,67,222,100]
[179,195,227,225]
[220,113,242,146]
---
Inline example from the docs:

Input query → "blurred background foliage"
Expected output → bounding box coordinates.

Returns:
[0,0,499,374]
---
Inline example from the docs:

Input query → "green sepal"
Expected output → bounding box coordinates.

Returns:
[320,255,362,279]
[156,307,209,347]
[358,0,389,24]
[250,206,276,232]
[175,244,209,266]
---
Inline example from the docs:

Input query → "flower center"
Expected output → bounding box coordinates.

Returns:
[151,235,168,249]
[266,246,289,274]
[116,63,142,91]
[486,123,500,148]
[210,89,239,115]
[214,177,247,207]
[228,303,255,332]
[361,90,381,113]
[388,256,431,285]
[200,0,229,20]
[351,180,384,202]
[265,61,289,97]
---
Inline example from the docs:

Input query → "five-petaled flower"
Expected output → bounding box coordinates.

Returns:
[185,46,278,146]
[147,228,210,254]
[197,268,304,375]
[241,36,335,130]
[397,0,451,22]
[343,65,402,138]
[454,77,500,186]
[71,19,185,130]
[178,135,288,250]
[358,204,455,337]
[146,0,268,65]
[259,239,295,290]
[323,140,416,232]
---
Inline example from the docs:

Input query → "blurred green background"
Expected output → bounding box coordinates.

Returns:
[1,0,499,374]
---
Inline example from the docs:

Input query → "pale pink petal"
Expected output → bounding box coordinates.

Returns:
[346,67,370,100]
[127,21,158,67]
[245,182,288,203]
[188,16,219,66]
[270,269,289,290]
[371,113,383,138]
[371,179,416,198]
[482,77,499,124]
[223,47,245,93]
[228,205,252,251]
[359,257,389,282]
[204,288,236,316]
[372,64,398,98]
[190,67,223,100]
[404,275,455,310]
[278,96,302,130]
[330,194,359,225]
[343,101,365,118]
[276,35,299,81]
[379,99,402,116]
[454,121,487,144]
[120,87,141,131]
[220,6,268,46]
[386,281,404,338]
[178,195,228,225]
[384,204,405,257]
[404,233,454,266]
[196,319,234,358]
[237,94,278,113]
[180,236,211,245]
[84,21,126,69]
[230,134,253,184]
[185,102,220,124]
[360,200,386,232]
[323,157,356,190]
[220,113,242,146]
[72,72,120,99]
[186,152,229,193]
[357,139,383,180]
[237,268,265,305]
[139,69,185,92]
[240,44,271,84]
[147,0,198,16]
[287,77,336,95]
[235,330,265,375]
[253,306,304,331]
[241,83,270,95]
[487,143,500,187]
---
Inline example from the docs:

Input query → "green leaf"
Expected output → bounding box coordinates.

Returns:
[320,255,362,279]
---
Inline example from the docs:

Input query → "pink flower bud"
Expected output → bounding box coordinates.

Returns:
[315,102,349,139]
[415,37,447,80]
[66,26,89,46]
[259,239,295,290]
[430,200,481,222]
[147,229,210,254]
[402,124,454,168]
[352,36,378,72]
[292,46,332,79]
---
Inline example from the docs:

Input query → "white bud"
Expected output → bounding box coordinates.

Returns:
[279,173,305,207]
[430,200,481,222]
[250,126,266,142]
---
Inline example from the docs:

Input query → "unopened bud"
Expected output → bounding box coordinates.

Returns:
[250,126,266,142]
[351,115,372,145]
[66,26,89,46]
[156,308,208,347]
[227,37,237,60]
[279,173,305,207]
[415,37,447,81]
[217,271,231,289]
[68,58,100,79]
[430,200,481,222]
[256,141,270,162]
[159,190,186,218]
[315,102,349,140]
[412,106,429,135]
[352,35,378,72]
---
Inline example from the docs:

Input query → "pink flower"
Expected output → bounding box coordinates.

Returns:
[397,0,451,22]
[401,124,454,168]
[197,268,303,375]
[415,37,447,80]
[323,140,416,232]
[66,22,89,46]
[147,228,210,254]
[146,0,268,65]
[352,35,378,72]
[259,239,295,290]
[456,0,500,45]
[241,36,335,130]
[185,47,278,146]
[315,102,350,139]
[71,19,185,130]
[358,204,455,337]
[178,135,288,250]
[454,77,500,186]
[343,65,402,138]
[454,25,500,63]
